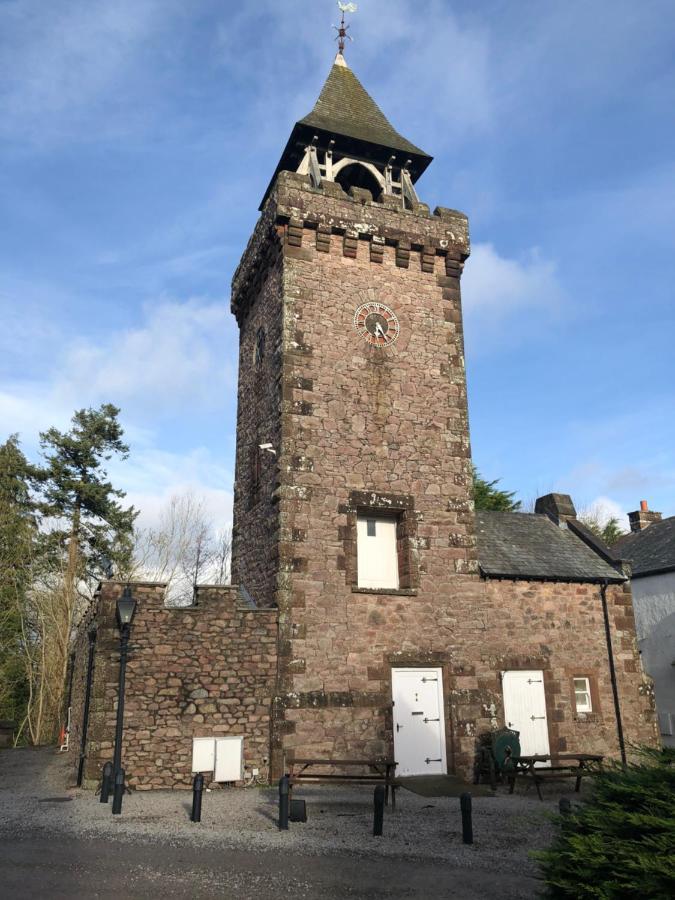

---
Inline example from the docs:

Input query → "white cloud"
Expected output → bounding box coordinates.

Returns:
[111,445,233,532]
[61,298,237,416]
[0,295,238,528]
[462,242,564,324]
[0,0,180,142]
[578,496,627,528]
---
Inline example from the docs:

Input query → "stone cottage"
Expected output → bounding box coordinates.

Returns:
[69,51,658,790]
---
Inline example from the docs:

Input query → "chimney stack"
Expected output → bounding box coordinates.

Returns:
[534,493,577,527]
[628,500,662,533]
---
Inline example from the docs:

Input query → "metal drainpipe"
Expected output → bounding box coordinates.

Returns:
[63,650,76,721]
[600,580,627,765]
[77,626,98,787]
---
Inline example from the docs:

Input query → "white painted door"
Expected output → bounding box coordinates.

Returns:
[502,670,550,758]
[392,668,446,776]
[357,516,399,589]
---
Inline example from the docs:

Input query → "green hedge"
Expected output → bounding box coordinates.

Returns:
[537,747,675,899]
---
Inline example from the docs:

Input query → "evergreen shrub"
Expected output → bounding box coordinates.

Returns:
[537,747,675,899]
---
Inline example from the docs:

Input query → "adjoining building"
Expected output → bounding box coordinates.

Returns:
[614,502,675,748]
[69,49,658,790]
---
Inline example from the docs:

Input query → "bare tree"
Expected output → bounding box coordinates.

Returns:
[132,493,231,605]
[212,527,232,585]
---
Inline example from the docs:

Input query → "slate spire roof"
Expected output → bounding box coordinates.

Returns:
[259,53,432,209]
[298,53,428,158]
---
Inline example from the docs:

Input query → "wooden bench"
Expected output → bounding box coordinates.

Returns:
[288,758,399,809]
[506,753,603,800]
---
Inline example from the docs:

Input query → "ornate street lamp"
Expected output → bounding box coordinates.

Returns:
[111,585,136,815]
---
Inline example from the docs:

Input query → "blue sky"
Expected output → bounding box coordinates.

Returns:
[1,0,674,531]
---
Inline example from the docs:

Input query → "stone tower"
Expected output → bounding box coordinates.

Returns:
[231,53,477,776]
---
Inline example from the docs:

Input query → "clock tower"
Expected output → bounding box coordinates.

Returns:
[231,50,479,776]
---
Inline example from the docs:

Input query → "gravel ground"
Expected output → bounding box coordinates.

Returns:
[0,748,580,897]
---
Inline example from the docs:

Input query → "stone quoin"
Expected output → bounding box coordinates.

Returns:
[70,48,658,789]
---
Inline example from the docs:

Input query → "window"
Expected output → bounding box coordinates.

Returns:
[255,327,266,366]
[573,677,592,713]
[356,515,399,589]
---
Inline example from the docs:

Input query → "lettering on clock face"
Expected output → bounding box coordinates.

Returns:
[353,302,400,348]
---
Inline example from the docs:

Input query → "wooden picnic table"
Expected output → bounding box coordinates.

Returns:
[506,753,604,800]
[288,758,399,809]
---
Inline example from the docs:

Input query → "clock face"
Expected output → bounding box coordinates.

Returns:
[353,302,401,348]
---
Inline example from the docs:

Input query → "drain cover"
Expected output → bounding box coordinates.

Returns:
[38,797,74,803]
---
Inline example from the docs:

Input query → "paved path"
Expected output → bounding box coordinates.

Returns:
[0,831,541,899]
[0,748,554,898]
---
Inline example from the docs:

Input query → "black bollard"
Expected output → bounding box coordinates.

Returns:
[559,797,572,817]
[111,767,125,815]
[191,773,205,823]
[278,775,290,830]
[373,785,385,836]
[460,792,473,845]
[99,761,113,803]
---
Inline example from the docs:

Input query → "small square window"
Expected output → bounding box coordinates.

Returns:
[574,677,592,713]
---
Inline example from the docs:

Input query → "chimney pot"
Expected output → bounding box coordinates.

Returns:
[628,502,662,532]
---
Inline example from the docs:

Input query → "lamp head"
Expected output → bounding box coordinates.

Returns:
[116,586,137,629]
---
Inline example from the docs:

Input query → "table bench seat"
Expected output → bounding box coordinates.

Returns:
[507,754,603,800]
[288,758,399,808]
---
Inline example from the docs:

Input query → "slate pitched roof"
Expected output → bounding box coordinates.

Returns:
[475,510,625,582]
[298,55,429,158]
[613,516,675,577]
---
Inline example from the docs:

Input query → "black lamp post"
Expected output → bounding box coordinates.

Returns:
[111,585,136,815]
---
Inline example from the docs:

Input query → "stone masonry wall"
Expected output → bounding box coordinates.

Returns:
[448,578,659,773]
[230,201,284,607]
[71,582,277,790]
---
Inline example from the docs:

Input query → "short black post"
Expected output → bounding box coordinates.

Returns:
[100,761,113,803]
[278,775,289,830]
[191,773,205,823]
[112,767,125,815]
[373,785,385,836]
[559,797,572,817]
[460,792,473,845]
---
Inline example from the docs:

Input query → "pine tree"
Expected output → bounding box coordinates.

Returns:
[36,404,137,728]
[0,436,37,728]
[472,465,521,511]
[579,515,626,546]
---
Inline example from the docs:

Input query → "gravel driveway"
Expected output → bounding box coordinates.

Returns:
[0,748,571,898]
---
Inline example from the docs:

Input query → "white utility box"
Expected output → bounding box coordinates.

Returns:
[191,737,216,773]
[214,736,244,782]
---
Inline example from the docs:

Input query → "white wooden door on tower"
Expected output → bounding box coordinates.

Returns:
[502,670,550,758]
[391,668,447,776]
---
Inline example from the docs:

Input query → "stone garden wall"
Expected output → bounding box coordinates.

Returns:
[71,581,277,790]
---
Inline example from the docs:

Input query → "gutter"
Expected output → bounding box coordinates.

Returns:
[478,568,625,585]
[600,580,627,765]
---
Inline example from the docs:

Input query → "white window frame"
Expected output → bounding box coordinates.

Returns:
[356,514,399,590]
[573,677,593,713]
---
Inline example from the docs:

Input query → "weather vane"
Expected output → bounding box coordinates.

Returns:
[334,2,357,55]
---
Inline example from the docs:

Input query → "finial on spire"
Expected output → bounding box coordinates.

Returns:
[334,2,357,56]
